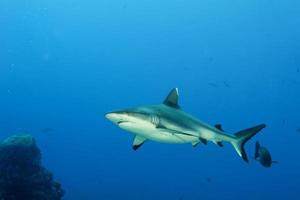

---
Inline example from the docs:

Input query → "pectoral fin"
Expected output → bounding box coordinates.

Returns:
[132,135,146,150]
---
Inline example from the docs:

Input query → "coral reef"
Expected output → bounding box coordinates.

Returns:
[0,134,64,200]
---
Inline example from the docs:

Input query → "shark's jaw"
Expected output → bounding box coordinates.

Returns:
[106,111,153,131]
[105,111,148,126]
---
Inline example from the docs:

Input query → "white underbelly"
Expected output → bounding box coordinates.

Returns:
[145,130,199,144]
[119,122,199,144]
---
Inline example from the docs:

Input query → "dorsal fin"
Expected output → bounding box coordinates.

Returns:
[163,88,180,109]
[215,124,224,132]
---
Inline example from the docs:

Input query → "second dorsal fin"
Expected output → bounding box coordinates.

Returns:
[163,88,180,109]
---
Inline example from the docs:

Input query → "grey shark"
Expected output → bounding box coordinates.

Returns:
[105,88,266,162]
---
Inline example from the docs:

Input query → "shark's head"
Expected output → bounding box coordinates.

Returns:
[105,88,179,126]
[105,107,161,136]
[105,88,179,135]
[105,107,157,126]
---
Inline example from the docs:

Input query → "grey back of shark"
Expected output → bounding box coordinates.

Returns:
[105,88,266,162]
[255,141,276,167]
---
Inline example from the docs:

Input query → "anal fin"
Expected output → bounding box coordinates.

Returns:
[132,135,146,150]
[213,140,223,147]
[217,142,224,147]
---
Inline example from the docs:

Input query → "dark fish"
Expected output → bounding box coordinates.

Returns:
[208,82,218,87]
[205,177,212,183]
[223,81,231,88]
[296,128,300,133]
[254,141,277,168]
[208,57,214,63]
[42,128,55,133]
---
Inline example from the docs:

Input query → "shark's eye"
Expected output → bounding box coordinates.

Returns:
[150,115,160,126]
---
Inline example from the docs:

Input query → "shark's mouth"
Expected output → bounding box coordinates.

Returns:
[117,121,130,125]
[117,121,139,128]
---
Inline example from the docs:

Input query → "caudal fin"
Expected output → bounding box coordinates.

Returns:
[231,124,266,162]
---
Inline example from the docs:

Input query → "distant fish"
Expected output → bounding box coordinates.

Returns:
[208,57,214,63]
[42,128,55,133]
[223,81,231,88]
[254,141,277,168]
[296,128,300,133]
[208,81,231,88]
[205,177,212,183]
[208,82,218,87]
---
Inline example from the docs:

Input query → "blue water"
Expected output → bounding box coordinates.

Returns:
[1,0,300,199]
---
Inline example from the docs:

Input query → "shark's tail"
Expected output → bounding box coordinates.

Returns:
[230,124,266,162]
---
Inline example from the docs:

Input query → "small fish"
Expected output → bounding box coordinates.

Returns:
[208,57,214,63]
[254,141,277,168]
[208,82,218,87]
[205,177,212,183]
[223,81,231,88]
[42,128,55,133]
[296,128,300,133]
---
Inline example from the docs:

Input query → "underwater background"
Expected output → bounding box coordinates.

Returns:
[1,0,300,199]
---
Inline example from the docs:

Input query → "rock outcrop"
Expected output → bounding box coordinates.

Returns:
[0,134,64,200]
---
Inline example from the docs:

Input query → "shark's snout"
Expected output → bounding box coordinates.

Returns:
[105,111,129,125]
[105,112,119,123]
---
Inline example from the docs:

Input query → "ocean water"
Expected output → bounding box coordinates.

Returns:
[1,0,300,199]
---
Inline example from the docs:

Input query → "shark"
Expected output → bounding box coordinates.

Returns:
[105,88,266,162]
